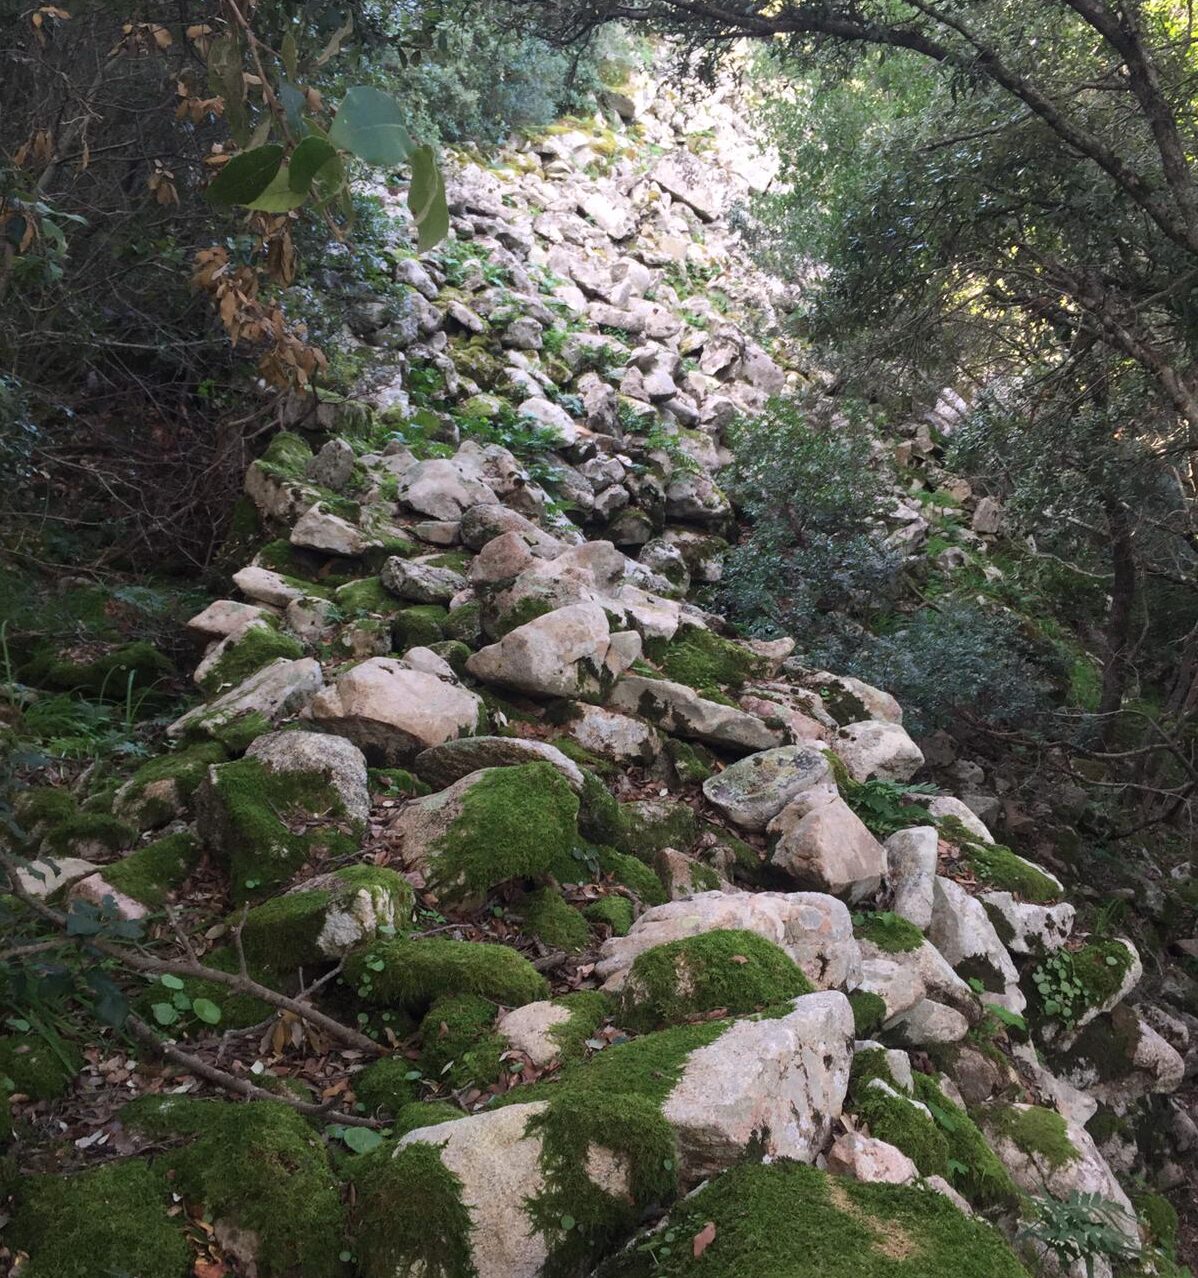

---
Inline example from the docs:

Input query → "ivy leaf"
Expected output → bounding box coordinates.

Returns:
[408,144,449,252]
[329,87,413,166]
[192,998,222,1025]
[160,973,185,991]
[151,1002,179,1026]
[207,146,285,205]
[342,1126,384,1154]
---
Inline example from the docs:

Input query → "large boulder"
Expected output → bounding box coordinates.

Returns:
[928,875,1023,1012]
[884,826,939,930]
[413,736,584,793]
[560,702,664,765]
[466,603,641,701]
[607,675,784,753]
[306,657,483,764]
[662,991,853,1182]
[396,458,498,520]
[167,658,322,741]
[597,890,861,993]
[835,720,924,783]
[701,745,831,831]
[245,731,369,824]
[768,794,887,902]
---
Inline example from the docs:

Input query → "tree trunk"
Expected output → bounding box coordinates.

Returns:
[1097,497,1137,745]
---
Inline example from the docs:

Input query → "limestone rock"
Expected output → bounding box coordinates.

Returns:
[167,658,323,741]
[925,795,993,842]
[885,998,971,1046]
[562,702,663,765]
[662,991,853,1183]
[597,890,861,993]
[607,675,784,753]
[856,956,926,1021]
[884,826,940,930]
[980,891,1075,955]
[187,600,271,639]
[929,875,1023,1011]
[307,657,482,764]
[769,796,887,902]
[701,745,831,831]
[245,730,370,825]
[233,565,307,608]
[466,603,641,701]
[826,1131,918,1185]
[835,720,925,783]
[290,504,369,557]
[497,1001,571,1068]
[15,856,98,898]
[381,556,468,604]
[396,458,498,520]
[413,736,584,792]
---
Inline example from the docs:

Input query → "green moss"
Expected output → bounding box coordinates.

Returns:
[546,991,614,1062]
[1071,938,1134,1005]
[101,831,200,907]
[428,639,473,675]
[354,1057,419,1118]
[853,1083,950,1177]
[911,1075,1018,1210]
[597,845,668,906]
[521,887,590,952]
[10,1159,189,1278]
[16,785,77,828]
[527,1089,678,1276]
[350,1138,474,1278]
[1057,1001,1142,1081]
[584,895,635,936]
[494,594,554,637]
[420,993,506,1088]
[122,741,227,804]
[664,738,714,786]
[43,812,134,857]
[123,1095,342,1277]
[849,1047,897,1094]
[258,429,313,478]
[443,601,483,646]
[0,1034,81,1100]
[392,604,447,649]
[616,797,698,862]
[577,769,625,845]
[854,911,924,953]
[986,1103,1077,1169]
[962,842,1061,904]
[346,936,549,1014]
[393,1100,464,1135]
[198,621,304,696]
[596,1159,1030,1278]
[240,865,411,971]
[644,625,763,698]
[621,929,813,1032]
[132,945,272,1030]
[335,577,398,616]
[369,767,431,797]
[32,639,173,698]
[202,757,359,900]
[849,990,888,1037]
[429,762,579,901]
[1132,1190,1178,1256]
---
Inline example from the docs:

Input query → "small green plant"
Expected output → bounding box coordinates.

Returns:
[1018,1192,1139,1278]
[841,777,938,838]
[1030,951,1088,1025]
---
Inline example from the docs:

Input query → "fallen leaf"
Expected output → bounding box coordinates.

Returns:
[693,1221,716,1258]
[729,954,749,964]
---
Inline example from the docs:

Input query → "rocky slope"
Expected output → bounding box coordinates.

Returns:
[5,64,1193,1278]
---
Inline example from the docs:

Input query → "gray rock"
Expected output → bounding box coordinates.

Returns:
[517,396,578,445]
[167,658,323,740]
[701,746,831,831]
[769,794,887,902]
[413,736,584,792]
[835,720,925,783]
[608,675,784,753]
[306,438,356,491]
[290,504,369,557]
[381,556,468,604]
[246,730,370,824]
[884,826,940,930]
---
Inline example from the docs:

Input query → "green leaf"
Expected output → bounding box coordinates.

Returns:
[279,81,308,139]
[152,1002,179,1027]
[246,165,308,212]
[330,86,413,166]
[560,1214,576,1231]
[207,146,285,206]
[408,144,449,252]
[192,998,222,1025]
[160,973,185,990]
[281,31,298,81]
[343,1126,384,1154]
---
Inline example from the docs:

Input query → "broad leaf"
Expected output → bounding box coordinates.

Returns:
[86,972,129,1028]
[207,146,284,205]
[192,997,222,1025]
[245,165,308,212]
[408,144,448,252]
[342,1126,384,1154]
[279,81,308,139]
[330,86,413,166]
[289,136,338,194]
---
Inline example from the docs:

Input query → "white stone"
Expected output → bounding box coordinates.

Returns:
[835,720,925,783]
[497,1001,572,1067]
[701,746,831,831]
[885,826,939,930]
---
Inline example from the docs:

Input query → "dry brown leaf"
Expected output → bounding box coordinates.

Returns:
[692,1221,716,1258]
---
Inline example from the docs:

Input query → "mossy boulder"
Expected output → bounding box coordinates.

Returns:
[519,887,590,952]
[239,865,413,970]
[123,1095,343,1278]
[0,1033,81,1100]
[346,936,549,1015]
[854,911,924,953]
[28,639,173,699]
[392,603,447,649]
[194,617,304,696]
[585,894,636,936]
[419,993,507,1089]
[9,1159,189,1278]
[391,762,580,903]
[353,1057,420,1118]
[112,741,227,829]
[620,929,813,1031]
[643,624,765,699]
[592,1159,1030,1277]
[42,812,134,860]
[99,830,201,909]
[616,796,698,862]
[196,757,362,901]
